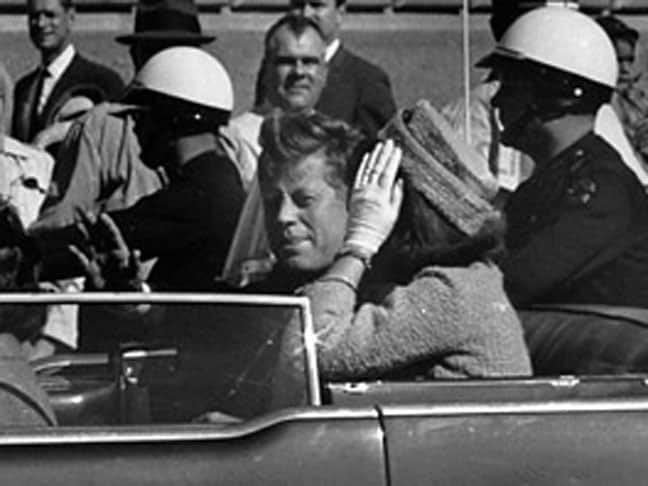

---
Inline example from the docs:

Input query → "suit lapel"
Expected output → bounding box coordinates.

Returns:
[14,69,41,142]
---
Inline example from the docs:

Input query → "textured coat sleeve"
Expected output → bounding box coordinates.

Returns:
[303,275,482,379]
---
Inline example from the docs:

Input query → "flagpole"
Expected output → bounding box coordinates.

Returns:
[462,0,471,145]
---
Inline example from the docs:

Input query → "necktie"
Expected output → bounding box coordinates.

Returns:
[28,67,49,141]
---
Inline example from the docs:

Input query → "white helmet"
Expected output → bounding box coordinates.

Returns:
[481,6,618,89]
[131,46,234,112]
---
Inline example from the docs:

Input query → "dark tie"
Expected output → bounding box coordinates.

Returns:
[27,67,49,141]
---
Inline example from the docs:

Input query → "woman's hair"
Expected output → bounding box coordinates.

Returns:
[371,183,507,284]
[258,109,368,195]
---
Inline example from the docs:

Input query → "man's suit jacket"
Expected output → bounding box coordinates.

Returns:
[12,52,125,143]
[255,44,396,139]
[316,46,396,139]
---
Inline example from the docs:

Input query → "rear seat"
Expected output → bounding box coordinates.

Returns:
[519,305,648,376]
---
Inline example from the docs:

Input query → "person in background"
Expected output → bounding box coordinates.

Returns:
[596,14,648,164]
[0,200,56,426]
[228,14,328,176]
[253,0,396,139]
[259,108,531,406]
[222,13,329,286]
[483,7,648,307]
[0,61,13,134]
[12,0,124,143]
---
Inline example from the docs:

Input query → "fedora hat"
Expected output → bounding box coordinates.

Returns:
[115,0,215,45]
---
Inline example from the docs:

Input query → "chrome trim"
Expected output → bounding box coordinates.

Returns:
[301,297,321,406]
[0,292,310,306]
[32,353,110,373]
[0,407,379,445]
[380,398,648,417]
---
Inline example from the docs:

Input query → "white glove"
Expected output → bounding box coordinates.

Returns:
[344,139,404,258]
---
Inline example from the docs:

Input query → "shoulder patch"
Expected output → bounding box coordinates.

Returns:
[566,176,597,205]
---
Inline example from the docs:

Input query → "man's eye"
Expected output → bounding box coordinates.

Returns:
[294,194,315,207]
[301,57,322,67]
[274,56,297,67]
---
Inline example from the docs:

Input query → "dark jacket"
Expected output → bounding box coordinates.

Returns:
[315,46,396,139]
[502,132,648,307]
[106,149,245,291]
[255,45,396,139]
[12,52,125,142]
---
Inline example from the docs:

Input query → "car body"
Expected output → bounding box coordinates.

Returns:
[0,293,648,484]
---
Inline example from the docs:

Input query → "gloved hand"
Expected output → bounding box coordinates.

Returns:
[344,139,404,258]
[69,212,146,291]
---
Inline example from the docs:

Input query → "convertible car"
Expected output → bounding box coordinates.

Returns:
[0,292,648,485]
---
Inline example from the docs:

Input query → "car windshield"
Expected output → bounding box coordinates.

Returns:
[0,293,319,427]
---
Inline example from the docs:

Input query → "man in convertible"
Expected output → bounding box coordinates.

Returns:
[480,6,648,308]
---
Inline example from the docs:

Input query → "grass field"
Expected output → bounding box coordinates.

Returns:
[1,19,495,115]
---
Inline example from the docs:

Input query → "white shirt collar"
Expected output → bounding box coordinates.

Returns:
[44,44,75,80]
[325,38,341,63]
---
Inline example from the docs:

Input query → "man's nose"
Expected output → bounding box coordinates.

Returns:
[276,197,299,224]
[292,59,307,76]
[32,13,48,27]
[302,3,315,16]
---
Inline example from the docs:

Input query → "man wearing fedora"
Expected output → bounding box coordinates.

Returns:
[12,0,124,144]
[31,0,218,233]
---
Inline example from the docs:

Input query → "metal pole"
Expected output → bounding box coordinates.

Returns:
[462,0,471,145]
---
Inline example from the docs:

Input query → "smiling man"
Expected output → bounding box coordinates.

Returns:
[253,0,395,139]
[12,0,124,143]
[229,14,328,161]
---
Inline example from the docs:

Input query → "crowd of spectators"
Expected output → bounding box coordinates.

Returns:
[2,0,648,424]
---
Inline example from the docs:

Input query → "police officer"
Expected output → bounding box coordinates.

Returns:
[481,6,648,307]
[37,47,245,293]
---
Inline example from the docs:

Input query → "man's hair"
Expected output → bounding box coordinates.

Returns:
[596,14,639,46]
[258,110,366,194]
[264,13,325,56]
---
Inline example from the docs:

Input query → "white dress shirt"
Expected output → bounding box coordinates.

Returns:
[37,44,76,114]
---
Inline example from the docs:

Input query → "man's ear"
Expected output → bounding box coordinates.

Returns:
[336,3,346,25]
[66,6,76,25]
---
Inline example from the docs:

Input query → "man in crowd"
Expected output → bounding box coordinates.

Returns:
[0,62,13,134]
[596,14,648,162]
[482,6,648,307]
[12,0,124,143]
[254,0,396,139]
